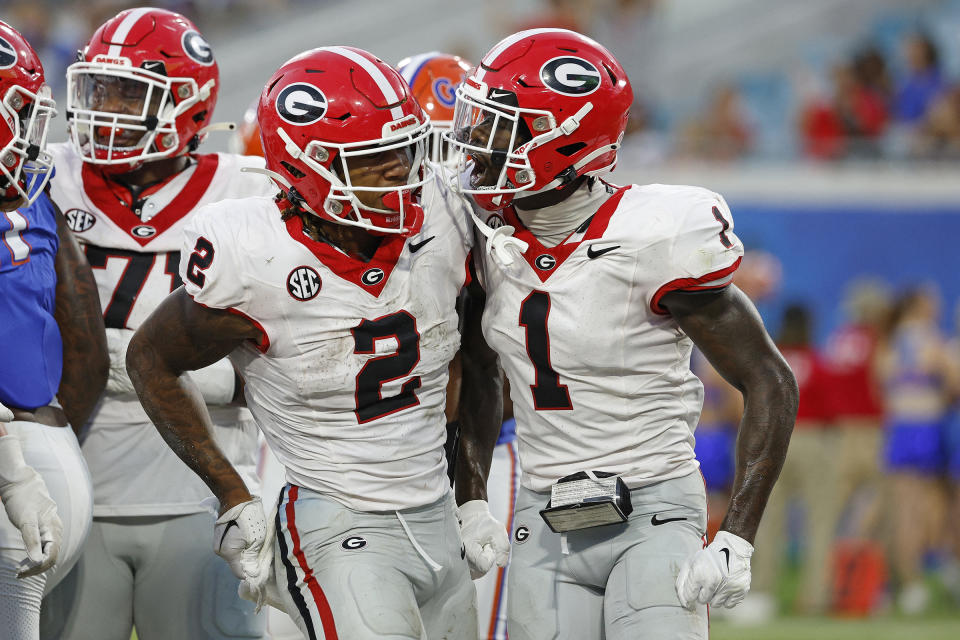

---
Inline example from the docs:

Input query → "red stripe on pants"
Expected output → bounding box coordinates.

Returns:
[286,485,339,639]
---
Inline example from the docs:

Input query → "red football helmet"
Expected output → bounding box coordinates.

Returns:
[0,21,56,205]
[446,28,633,210]
[258,47,430,237]
[66,8,219,167]
[396,52,472,165]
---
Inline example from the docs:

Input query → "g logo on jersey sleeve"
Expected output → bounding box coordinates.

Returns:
[181,30,214,66]
[287,265,321,301]
[0,37,17,69]
[276,83,328,126]
[540,56,602,96]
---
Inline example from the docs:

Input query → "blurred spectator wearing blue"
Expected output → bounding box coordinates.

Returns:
[876,285,957,615]
[893,32,945,125]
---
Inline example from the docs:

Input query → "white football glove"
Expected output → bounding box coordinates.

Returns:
[0,399,13,423]
[458,500,510,579]
[0,434,63,578]
[214,497,267,583]
[676,530,754,609]
[236,497,288,613]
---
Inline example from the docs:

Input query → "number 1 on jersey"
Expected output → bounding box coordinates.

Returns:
[519,291,572,410]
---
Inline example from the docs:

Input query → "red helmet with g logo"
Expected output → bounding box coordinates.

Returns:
[396,52,472,165]
[257,47,430,237]
[0,20,56,205]
[447,29,632,210]
[66,8,218,167]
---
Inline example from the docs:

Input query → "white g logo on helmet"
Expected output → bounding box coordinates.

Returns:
[539,56,602,96]
[181,30,214,66]
[275,83,328,126]
[0,36,18,70]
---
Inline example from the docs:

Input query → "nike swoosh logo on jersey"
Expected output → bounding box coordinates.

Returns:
[218,520,239,550]
[409,236,435,254]
[650,514,687,526]
[587,244,620,259]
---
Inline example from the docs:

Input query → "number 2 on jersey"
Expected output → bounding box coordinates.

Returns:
[519,291,573,410]
[352,311,422,423]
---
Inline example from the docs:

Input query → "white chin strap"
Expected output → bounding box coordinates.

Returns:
[468,208,529,268]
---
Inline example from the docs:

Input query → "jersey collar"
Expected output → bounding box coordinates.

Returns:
[81,154,219,247]
[504,182,631,283]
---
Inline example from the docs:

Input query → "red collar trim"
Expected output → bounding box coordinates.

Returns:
[81,154,220,247]
[505,184,631,283]
[283,212,406,297]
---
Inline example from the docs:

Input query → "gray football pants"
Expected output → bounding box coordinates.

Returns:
[40,512,267,640]
[507,471,709,640]
[274,485,477,640]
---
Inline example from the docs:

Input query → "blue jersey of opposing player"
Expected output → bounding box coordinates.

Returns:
[0,189,61,410]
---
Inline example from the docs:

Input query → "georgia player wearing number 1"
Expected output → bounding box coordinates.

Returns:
[127,46,505,640]
[41,8,274,640]
[446,28,798,639]
[0,20,107,638]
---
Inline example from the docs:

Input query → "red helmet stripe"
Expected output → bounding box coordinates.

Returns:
[476,28,566,81]
[327,46,404,121]
[106,7,153,57]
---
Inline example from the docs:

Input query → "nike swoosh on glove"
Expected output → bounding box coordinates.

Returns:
[237,498,287,613]
[214,497,267,582]
[458,500,510,579]
[676,530,754,609]
[0,435,63,578]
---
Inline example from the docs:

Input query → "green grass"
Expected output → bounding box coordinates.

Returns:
[711,616,960,640]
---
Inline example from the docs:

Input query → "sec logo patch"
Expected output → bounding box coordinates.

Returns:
[287,265,321,301]
[65,209,96,232]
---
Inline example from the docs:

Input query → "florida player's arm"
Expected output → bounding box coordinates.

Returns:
[53,206,108,432]
[663,285,798,544]
[126,287,259,513]
[455,278,503,505]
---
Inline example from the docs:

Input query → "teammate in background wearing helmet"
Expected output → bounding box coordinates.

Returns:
[446,29,798,639]
[127,46,505,639]
[0,20,108,639]
[40,9,275,640]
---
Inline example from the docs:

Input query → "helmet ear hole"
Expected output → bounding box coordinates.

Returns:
[280,161,306,179]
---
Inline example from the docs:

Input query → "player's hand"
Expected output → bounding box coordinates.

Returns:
[214,497,267,582]
[458,500,510,579]
[237,498,288,613]
[0,435,63,578]
[676,530,754,609]
[105,328,136,395]
[0,399,13,423]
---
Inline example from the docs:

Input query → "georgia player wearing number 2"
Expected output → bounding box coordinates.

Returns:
[127,46,504,640]
[446,29,799,639]
[42,8,275,640]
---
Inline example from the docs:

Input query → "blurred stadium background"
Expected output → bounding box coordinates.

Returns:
[6,0,960,638]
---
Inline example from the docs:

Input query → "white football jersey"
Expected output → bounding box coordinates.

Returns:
[474,183,744,492]
[181,173,474,511]
[48,142,277,515]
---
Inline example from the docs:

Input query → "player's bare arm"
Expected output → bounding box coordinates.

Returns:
[662,285,798,543]
[455,278,503,506]
[52,205,109,432]
[126,287,260,513]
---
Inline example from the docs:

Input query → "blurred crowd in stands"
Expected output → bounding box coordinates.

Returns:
[702,256,960,621]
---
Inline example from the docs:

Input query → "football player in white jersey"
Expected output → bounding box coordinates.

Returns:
[0,20,107,639]
[446,29,799,639]
[40,9,274,640]
[126,46,506,640]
